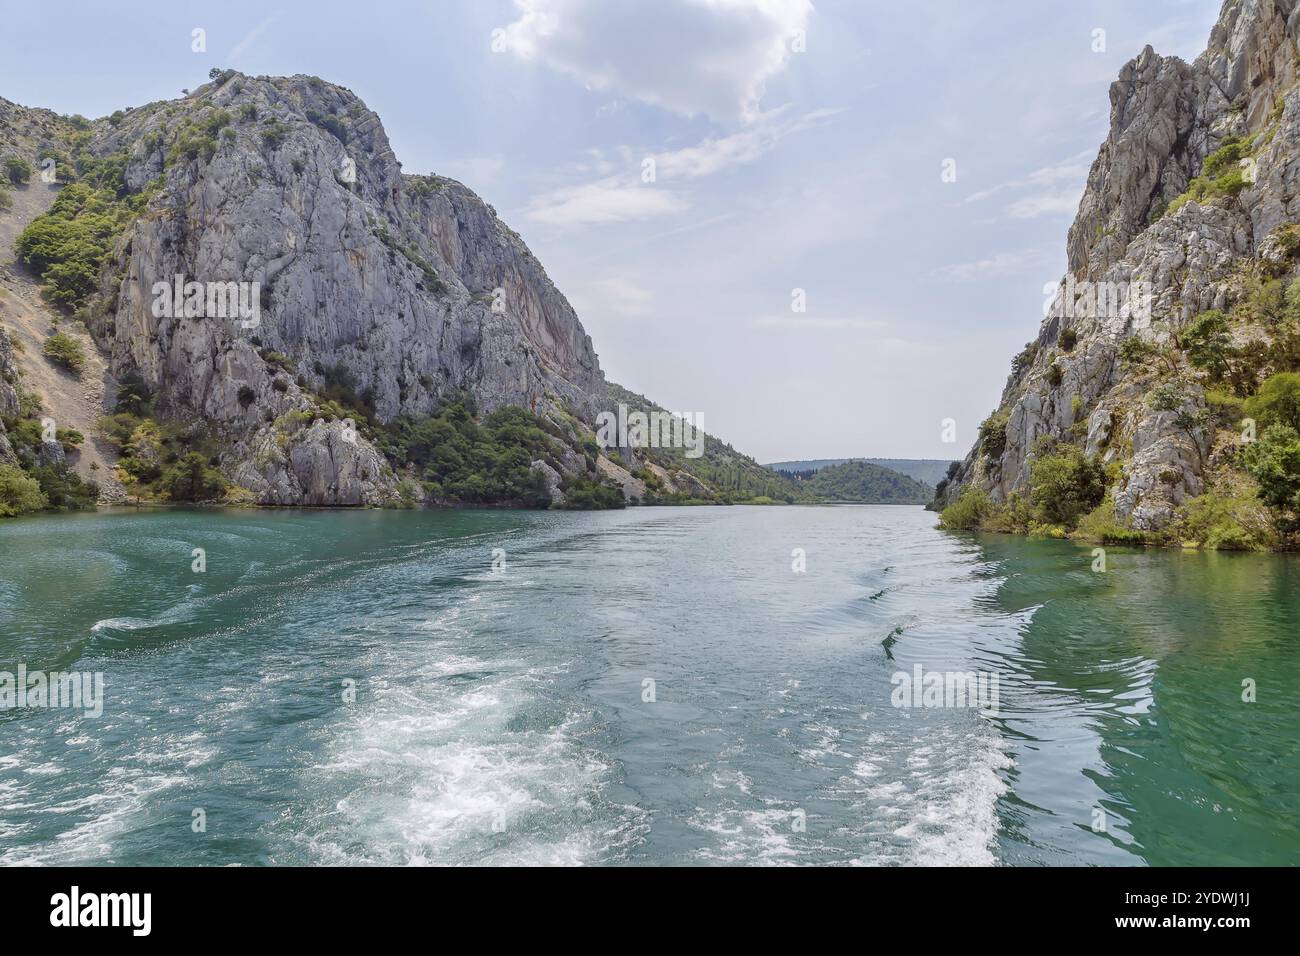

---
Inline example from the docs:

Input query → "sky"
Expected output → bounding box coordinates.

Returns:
[0,0,1223,460]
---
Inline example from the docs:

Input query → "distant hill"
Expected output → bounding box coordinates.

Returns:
[605,382,812,503]
[767,458,955,487]
[796,460,932,504]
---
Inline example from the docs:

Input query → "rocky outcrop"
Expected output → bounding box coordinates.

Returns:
[0,326,18,417]
[644,460,711,498]
[941,0,1300,531]
[231,417,402,506]
[1066,47,1197,279]
[668,469,711,498]
[3,76,781,510]
[530,458,566,507]
[596,454,646,502]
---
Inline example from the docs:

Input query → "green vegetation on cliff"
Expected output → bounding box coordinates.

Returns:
[0,352,100,516]
[0,464,47,517]
[100,403,228,503]
[371,399,622,509]
[16,183,132,309]
[941,441,1113,540]
[14,118,160,312]
[3,155,33,185]
[42,331,85,373]
[943,248,1300,551]
[1159,135,1257,219]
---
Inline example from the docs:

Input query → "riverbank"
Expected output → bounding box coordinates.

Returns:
[3,491,936,520]
[936,482,1295,553]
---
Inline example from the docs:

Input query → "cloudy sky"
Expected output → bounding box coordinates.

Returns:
[0,0,1222,460]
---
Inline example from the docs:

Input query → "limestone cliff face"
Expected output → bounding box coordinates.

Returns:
[58,72,605,504]
[940,0,1300,530]
[0,328,19,464]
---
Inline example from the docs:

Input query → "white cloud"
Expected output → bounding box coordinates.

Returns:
[751,315,885,330]
[502,0,813,123]
[933,247,1052,281]
[525,179,688,225]
[439,155,506,189]
[227,14,279,63]
[1005,192,1080,220]
[570,276,657,317]
[524,108,833,227]
[963,153,1091,220]
[640,212,737,242]
[655,107,839,177]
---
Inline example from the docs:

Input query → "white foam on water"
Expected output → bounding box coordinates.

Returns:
[90,599,197,633]
[848,719,1011,867]
[689,805,805,865]
[274,637,637,866]
[853,759,880,779]
[0,765,191,865]
[91,617,155,632]
[894,740,1012,866]
[798,720,850,762]
[0,709,218,865]
[413,605,464,633]
[710,767,754,795]
[22,762,64,777]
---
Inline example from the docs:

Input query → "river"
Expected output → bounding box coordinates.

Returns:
[0,505,1295,865]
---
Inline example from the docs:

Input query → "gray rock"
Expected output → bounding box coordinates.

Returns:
[530,459,566,507]
[668,468,711,498]
[34,439,65,469]
[231,418,399,506]
[596,454,645,502]
[0,328,19,420]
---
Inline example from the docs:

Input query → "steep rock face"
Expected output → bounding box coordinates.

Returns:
[66,73,605,504]
[1066,47,1197,279]
[942,0,1300,530]
[0,328,18,418]
[0,328,19,464]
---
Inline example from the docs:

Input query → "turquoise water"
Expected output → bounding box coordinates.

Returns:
[0,505,1296,865]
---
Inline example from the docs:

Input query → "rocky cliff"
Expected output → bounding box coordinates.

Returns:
[938,0,1300,541]
[2,72,614,505]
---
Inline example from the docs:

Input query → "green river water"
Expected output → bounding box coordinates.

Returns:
[0,504,1296,865]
